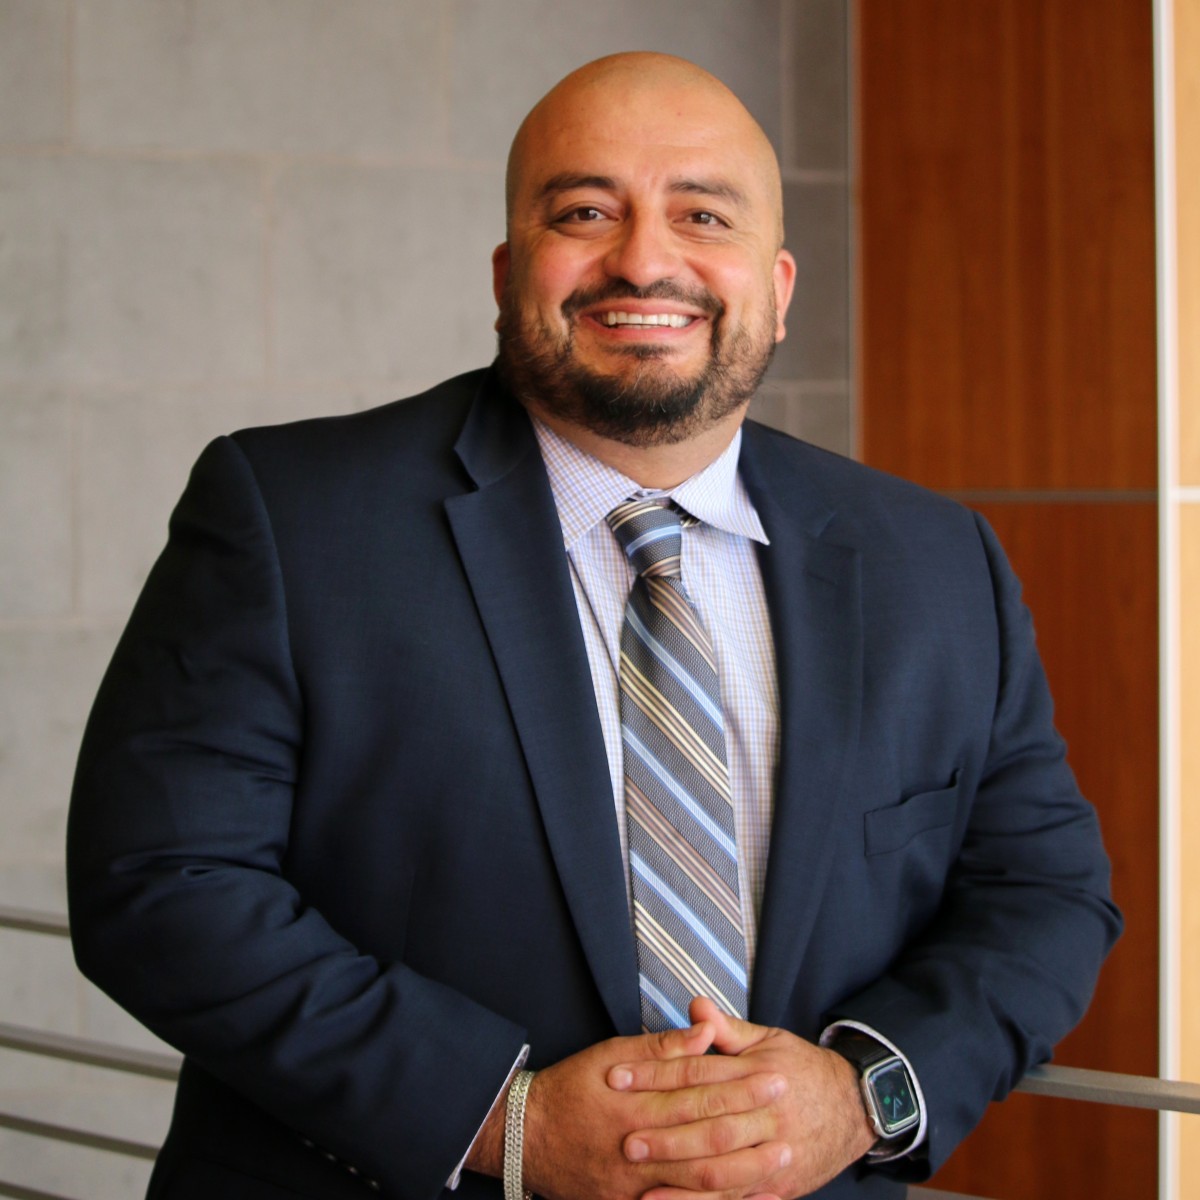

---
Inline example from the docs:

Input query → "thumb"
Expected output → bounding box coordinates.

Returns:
[646,1017,717,1060]
[688,996,770,1054]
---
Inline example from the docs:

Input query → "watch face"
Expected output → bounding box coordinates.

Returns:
[867,1059,919,1135]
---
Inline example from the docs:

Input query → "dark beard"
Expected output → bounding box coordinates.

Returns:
[495,281,776,448]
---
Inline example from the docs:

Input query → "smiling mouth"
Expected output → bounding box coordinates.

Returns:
[597,312,695,328]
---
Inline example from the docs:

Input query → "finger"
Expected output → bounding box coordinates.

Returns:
[625,1102,782,1165]
[689,997,765,1054]
[608,1049,764,1093]
[609,1021,716,1090]
[655,1071,788,1129]
[689,996,770,1056]
[650,1019,717,1060]
[642,1192,783,1200]
[636,1139,792,1199]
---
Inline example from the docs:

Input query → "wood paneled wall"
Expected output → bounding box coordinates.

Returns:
[1179,0,1200,489]
[1181,507,1200,1193]
[1173,0,1200,1189]
[856,3,1159,1197]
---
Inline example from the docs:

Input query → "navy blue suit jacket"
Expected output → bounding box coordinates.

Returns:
[67,367,1121,1199]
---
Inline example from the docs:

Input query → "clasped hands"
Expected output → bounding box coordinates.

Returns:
[515,997,876,1200]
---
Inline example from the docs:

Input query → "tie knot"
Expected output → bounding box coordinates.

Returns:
[606,498,685,578]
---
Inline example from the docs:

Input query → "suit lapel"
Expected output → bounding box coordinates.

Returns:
[738,424,864,1027]
[444,376,641,1034]
[441,389,863,1035]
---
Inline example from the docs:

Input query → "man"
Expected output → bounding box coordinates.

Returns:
[67,53,1121,1200]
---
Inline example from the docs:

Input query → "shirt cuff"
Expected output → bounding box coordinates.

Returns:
[445,1044,531,1190]
[819,1020,928,1163]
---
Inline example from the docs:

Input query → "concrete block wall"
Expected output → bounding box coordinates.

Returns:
[0,2,850,1193]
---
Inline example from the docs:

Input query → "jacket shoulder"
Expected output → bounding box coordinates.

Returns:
[741,418,978,548]
[230,369,489,472]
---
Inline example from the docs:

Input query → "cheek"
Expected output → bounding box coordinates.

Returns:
[518,248,596,314]
[701,257,773,315]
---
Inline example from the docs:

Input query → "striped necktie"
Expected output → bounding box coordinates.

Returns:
[606,498,749,1031]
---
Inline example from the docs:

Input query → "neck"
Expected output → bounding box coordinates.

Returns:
[526,405,747,489]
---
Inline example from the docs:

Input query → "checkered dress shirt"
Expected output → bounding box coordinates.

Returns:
[532,418,779,978]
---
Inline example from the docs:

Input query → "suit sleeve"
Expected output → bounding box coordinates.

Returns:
[67,435,526,1199]
[827,510,1123,1179]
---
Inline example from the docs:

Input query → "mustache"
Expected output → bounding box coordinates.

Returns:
[560,281,723,320]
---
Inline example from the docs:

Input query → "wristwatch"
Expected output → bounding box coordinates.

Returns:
[829,1031,921,1147]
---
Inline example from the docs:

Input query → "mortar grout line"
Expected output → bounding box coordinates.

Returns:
[63,0,77,148]
[780,0,796,172]
[438,0,455,165]
[0,616,124,634]
[781,167,850,185]
[67,394,81,619]
[0,141,506,173]
[260,163,277,384]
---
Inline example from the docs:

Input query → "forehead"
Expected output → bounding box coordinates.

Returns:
[512,82,774,207]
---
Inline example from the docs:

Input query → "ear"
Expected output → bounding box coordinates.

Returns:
[771,249,797,343]
[491,242,511,311]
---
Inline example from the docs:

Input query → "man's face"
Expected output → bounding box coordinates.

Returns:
[493,78,796,447]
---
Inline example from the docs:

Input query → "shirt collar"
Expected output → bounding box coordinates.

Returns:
[531,416,769,550]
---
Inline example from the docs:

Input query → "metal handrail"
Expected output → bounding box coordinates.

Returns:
[0,1022,180,1081]
[0,1181,77,1200]
[910,1190,985,1200]
[1,909,174,1197]
[4,903,1199,1199]
[0,1113,158,1161]
[1019,1062,1200,1113]
[0,906,69,938]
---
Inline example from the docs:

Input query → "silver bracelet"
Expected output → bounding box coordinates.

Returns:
[503,1068,536,1200]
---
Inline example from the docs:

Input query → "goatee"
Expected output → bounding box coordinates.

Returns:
[495,281,776,448]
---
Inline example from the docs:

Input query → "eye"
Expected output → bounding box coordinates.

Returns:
[557,206,607,224]
[688,211,727,227]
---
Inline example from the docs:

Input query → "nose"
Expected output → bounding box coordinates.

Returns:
[603,213,682,288]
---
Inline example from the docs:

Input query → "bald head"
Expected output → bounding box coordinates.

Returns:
[491,52,797,463]
[505,53,784,246]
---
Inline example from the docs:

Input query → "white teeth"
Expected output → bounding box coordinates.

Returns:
[600,311,692,328]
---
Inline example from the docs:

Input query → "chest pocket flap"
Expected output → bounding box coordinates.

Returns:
[863,772,961,857]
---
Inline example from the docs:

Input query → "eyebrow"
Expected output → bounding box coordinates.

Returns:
[668,178,749,208]
[538,173,617,199]
[538,172,749,209]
